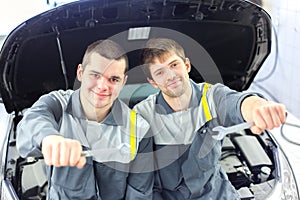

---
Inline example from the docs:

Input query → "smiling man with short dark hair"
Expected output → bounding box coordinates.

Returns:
[134,38,286,199]
[17,39,154,200]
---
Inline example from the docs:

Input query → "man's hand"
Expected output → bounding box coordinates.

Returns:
[41,135,86,169]
[241,96,286,134]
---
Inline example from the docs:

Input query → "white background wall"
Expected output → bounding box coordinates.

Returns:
[0,0,49,35]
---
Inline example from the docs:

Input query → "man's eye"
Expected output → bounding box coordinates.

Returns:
[109,77,121,83]
[155,71,163,76]
[90,73,100,79]
[89,73,101,80]
[171,63,178,67]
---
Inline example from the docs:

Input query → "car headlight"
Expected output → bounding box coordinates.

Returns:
[267,143,299,200]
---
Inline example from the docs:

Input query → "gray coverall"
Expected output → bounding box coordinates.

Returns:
[134,80,254,200]
[17,89,153,200]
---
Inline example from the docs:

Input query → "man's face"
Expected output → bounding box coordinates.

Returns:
[77,52,127,112]
[148,54,191,98]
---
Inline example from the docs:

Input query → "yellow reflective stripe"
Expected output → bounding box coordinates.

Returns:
[202,83,212,121]
[130,110,137,161]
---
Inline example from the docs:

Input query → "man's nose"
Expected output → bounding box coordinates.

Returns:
[166,68,176,79]
[96,76,109,89]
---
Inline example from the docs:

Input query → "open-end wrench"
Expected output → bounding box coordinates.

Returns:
[211,121,253,140]
[81,143,131,157]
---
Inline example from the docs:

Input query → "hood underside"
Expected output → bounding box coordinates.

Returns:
[0,0,271,113]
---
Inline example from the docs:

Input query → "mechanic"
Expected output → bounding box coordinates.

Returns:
[133,38,286,199]
[16,39,153,200]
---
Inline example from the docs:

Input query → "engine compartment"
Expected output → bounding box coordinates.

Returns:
[220,133,277,199]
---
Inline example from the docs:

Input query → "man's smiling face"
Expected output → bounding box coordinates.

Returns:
[148,53,191,98]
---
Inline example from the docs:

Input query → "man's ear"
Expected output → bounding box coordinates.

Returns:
[77,64,83,82]
[122,75,128,86]
[147,77,159,88]
[185,58,191,73]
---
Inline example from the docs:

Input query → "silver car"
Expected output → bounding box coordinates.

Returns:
[0,0,299,199]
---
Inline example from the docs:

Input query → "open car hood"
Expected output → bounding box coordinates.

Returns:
[0,0,271,113]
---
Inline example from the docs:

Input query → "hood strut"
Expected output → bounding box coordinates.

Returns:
[53,25,69,89]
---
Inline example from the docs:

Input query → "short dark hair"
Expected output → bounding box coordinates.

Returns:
[141,38,186,78]
[82,39,128,73]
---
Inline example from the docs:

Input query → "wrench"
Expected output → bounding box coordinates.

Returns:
[81,143,131,157]
[211,121,253,140]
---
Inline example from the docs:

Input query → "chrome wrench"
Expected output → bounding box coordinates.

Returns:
[211,121,253,140]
